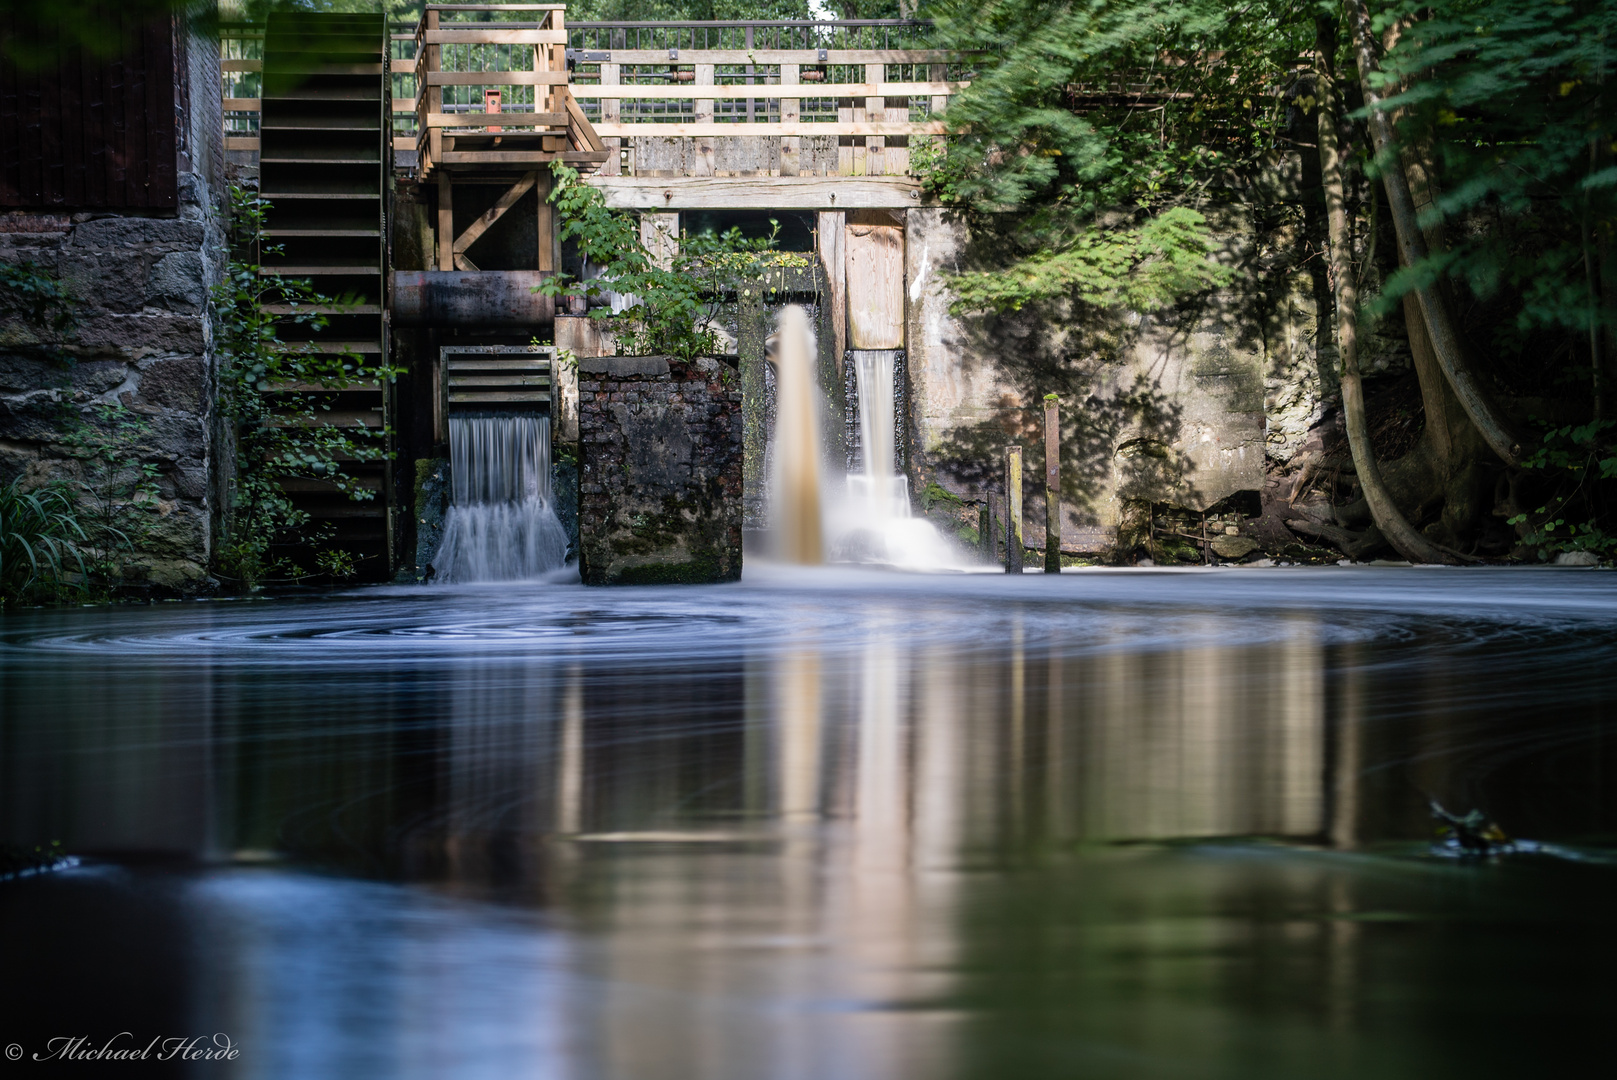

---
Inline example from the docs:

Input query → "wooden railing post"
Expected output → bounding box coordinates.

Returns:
[780,63,800,177]
[423,9,440,172]
[694,63,715,176]
[863,62,883,175]
[601,61,621,176]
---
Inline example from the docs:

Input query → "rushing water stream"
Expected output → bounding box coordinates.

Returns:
[432,414,569,583]
[3,568,1615,1078]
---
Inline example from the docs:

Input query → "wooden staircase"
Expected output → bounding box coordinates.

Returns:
[259,11,391,578]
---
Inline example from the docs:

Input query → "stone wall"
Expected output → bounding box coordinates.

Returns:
[577,355,743,585]
[0,190,224,591]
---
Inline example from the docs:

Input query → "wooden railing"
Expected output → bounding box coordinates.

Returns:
[224,12,970,179]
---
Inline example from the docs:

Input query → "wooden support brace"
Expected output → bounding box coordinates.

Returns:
[452,171,537,255]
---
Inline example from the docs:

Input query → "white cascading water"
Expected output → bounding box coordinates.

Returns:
[432,414,569,583]
[766,306,959,570]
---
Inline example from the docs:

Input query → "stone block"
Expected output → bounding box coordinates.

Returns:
[71,217,206,250]
[79,313,205,355]
[147,251,208,312]
[136,355,205,411]
[58,251,149,313]
[578,356,743,586]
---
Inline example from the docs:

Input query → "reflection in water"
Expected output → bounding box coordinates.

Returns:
[3,569,1617,1078]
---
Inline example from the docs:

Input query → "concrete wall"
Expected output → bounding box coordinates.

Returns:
[577,355,743,585]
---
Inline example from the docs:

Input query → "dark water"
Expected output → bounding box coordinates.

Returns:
[3,567,1615,1078]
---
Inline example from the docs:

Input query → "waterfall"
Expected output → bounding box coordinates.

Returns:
[849,349,909,521]
[769,306,825,564]
[432,414,569,583]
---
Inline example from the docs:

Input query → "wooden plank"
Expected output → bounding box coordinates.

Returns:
[591,176,922,210]
[693,64,714,177]
[780,64,799,178]
[423,112,566,128]
[592,50,961,65]
[437,171,453,270]
[437,150,609,165]
[560,89,605,151]
[423,29,567,45]
[222,59,263,72]
[593,122,945,138]
[818,211,846,368]
[865,63,883,177]
[453,171,536,254]
[223,97,261,111]
[425,70,569,85]
[573,82,966,100]
[845,210,904,350]
[535,169,554,271]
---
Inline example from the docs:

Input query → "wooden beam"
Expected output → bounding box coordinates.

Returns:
[591,121,946,138]
[426,70,570,85]
[568,81,968,100]
[586,49,961,64]
[437,150,610,165]
[590,176,923,210]
[536,170,554,272]
[423,29,568,45]
[453,171,537,254]
[437,172,453,271]
[559,89,606,152]
[423,112,566,129]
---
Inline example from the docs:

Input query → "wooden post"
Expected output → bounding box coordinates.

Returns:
[980,498,995,563]
[1044,394,1061,573]
[780,63,800,177]
[600,61,621,177]
[424,9,441,172]
[1004,445,1023,573]
[436,172,453,271]
[864,62,883,176]
[535,169,554,272]
[694,64,715,176]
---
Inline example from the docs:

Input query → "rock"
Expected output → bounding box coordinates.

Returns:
[1553,550,1599,567]
[135,355,205,411]
[71,217,205,250]
[1211,535,1261,559]
[147,251,207,312]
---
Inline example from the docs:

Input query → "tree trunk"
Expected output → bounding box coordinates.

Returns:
[1316,15,1454,564]
[1344,0,1526,467]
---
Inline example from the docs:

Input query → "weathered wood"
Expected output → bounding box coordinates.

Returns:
[437,150,609,165]
[426,70,570,85]
[818,211,847,370]
[693,64,715,177]
[535,170,554,271]
[223,97,262,111]
[592,122,945,138]
[641,212,678,271]
[423,29,568,45]
[452,171,536,254]
[573,82,966,99]
[436,171,453,271]
[780,64,800,178]
[588,50,960,64]
[845,210,904,350]
[560,89,605,151]
[423,112,567,129]
[1004,446,1024,573]
[593,176,921,209]
[1044,396,1061,573]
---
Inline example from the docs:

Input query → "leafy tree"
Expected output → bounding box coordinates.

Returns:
[915,0,1311,314]
[541,161,808,362]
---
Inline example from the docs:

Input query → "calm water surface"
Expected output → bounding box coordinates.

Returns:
[3,567,1616,1078]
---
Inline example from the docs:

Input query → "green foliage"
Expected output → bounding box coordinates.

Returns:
[58,402,161,589]
[949,206,1232,313]
[0,478,89,606]
[1505,418,1617,559]
[917,0,1302,314]
[541,162,808,361]
[0,260,77,335]
[1371,0,1617,350]
[315,548,357,579]
[213,185,392,588]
